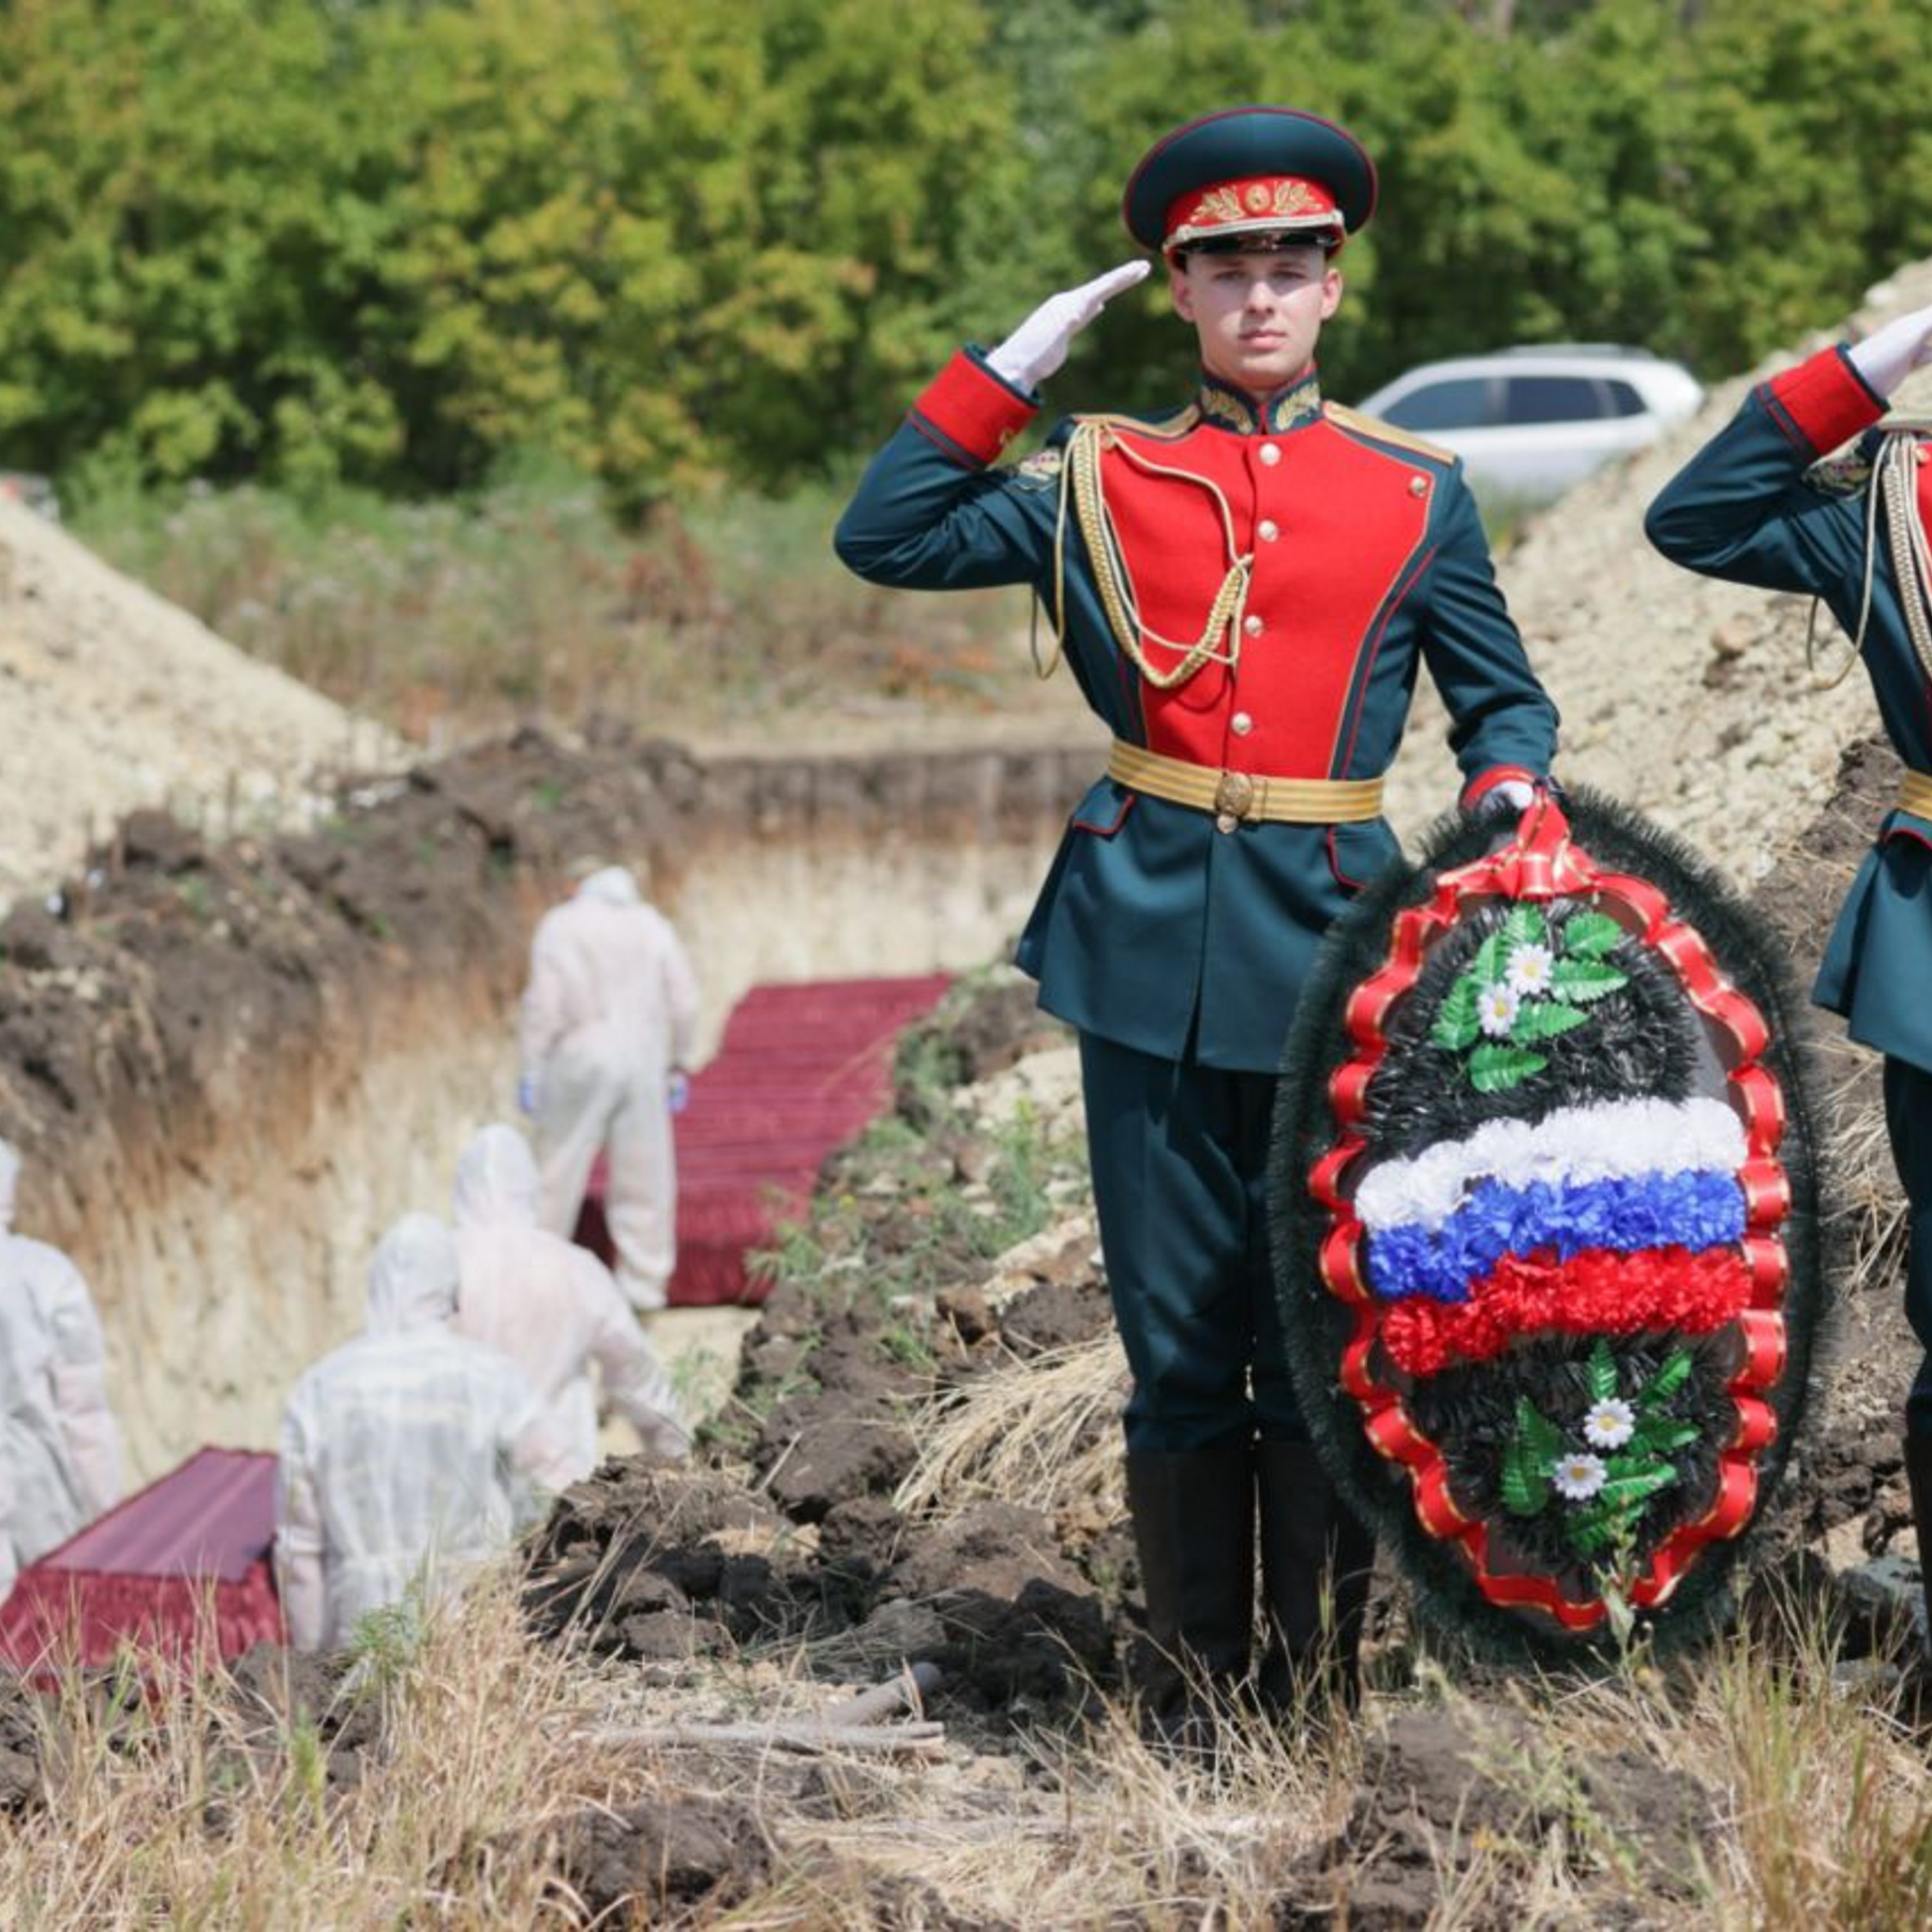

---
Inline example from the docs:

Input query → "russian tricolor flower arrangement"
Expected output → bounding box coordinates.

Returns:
[1271,790,1823,1656]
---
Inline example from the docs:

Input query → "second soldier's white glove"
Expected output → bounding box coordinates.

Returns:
[987,260,1152,393]
[1849,303,1932,400]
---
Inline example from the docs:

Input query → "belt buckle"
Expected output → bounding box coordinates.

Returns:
[1213,769,1260,823]
[1213,770,1255,825]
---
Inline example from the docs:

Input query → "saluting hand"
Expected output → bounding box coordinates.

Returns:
[1850,303,1932,400]
[987,260,1153,393]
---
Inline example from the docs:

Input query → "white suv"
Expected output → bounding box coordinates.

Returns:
[1353,345,1703,504]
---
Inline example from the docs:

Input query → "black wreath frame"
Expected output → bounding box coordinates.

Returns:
[1267,785,1831,1664]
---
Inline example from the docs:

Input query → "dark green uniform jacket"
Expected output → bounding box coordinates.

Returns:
[1646,345,1932,1077]
[836,347,1559,1074]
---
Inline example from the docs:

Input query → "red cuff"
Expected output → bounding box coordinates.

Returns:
[1763,346,1884,456]
[1461,765,1540,810]
[910,351,1037,466]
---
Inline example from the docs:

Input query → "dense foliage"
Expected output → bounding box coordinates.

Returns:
[3,0,1929,504]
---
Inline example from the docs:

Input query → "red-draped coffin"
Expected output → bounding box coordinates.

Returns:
[0,1446,283,1671]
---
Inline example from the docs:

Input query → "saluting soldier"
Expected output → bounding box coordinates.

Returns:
[1647,304,1932,1639]
[837,106,1560,1741]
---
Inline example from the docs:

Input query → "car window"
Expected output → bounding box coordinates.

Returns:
[1601,379,1647,419]
[1500,375,1607,425]
[1380,377,1495,431]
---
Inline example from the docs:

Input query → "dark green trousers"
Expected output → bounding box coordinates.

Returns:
[1079,1031,1304,1454]
[1886,1056,1932,1438]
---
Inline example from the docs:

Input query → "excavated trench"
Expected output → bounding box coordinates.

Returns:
[0,728,1096,1479]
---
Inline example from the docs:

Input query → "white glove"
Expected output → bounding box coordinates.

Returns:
[987,260,1152,393]
[1849,303,1932,399]
[1472,777,1538,821]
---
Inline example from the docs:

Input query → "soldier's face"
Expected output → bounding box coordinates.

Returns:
[1170,247,1342,393]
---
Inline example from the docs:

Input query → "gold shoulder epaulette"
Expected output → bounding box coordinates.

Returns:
[1072,403,1202,443]
[1323,402,1455,464]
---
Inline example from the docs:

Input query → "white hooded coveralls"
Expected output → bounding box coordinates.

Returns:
[518,866,699,1311]
[450,1124,690,1481]
[0,1141,123,1601]
[274,1213,568,1651]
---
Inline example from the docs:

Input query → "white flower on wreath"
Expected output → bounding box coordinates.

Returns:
[1504,942,1556,998]
[1551,1452,1607,1501]
[1476,983,1521,1037]
[1582,1398,1636,1451]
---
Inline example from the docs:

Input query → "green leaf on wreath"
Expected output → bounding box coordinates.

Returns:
[1467,1043,1548,1092]
[1639,1349,1694,1408]
[1561,910,1624,960]
[1468,931,1506,987]
[1501,904,1548,951]
[1515,1396,1566,1473]
[1510,1001,1593,1045]
[1586,1338,1619,1405]
[1431,976,1482,1051]
[1568,1513,1620,1556]
[1595,1463,1677,1507]
[1629,1416,1700,1457]
[1501,1438,1550,1517]
[1551,958,1629,1004]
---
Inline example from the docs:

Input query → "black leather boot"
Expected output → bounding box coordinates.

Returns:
[1255,1439,1375,1716]
[1904,1435,1932,1660]
[1124,1443,1255,1754]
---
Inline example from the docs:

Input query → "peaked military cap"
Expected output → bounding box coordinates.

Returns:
[1122,106,1377,255]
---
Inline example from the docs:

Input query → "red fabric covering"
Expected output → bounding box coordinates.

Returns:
[574,972,954,1305]
[0,1447,283,1673]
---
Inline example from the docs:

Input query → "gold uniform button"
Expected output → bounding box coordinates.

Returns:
[1243,614,1264,636]
[1409,474,1429,496]
[1215,811,1239,835]
[1257,518,1280,541]
[1231,712,1254,735]
[1258,442,1282,466]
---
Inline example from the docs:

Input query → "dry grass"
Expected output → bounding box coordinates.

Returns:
[10,1544,1932,1926]
[892,1332,1128,1532]
[0,1572,644,1927]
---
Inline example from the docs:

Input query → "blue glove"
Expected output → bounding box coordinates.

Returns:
[517,1073,538,1117]
[667,1070,690,1115]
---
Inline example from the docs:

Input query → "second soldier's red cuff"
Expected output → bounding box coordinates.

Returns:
[909,350,1038,467]
[1761,345,1886,457]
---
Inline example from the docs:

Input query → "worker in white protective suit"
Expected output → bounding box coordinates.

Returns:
[274,1212,572,1652]
[0,1138,123,1601]
[518,862,700,1312]
[451,1122,690,1481]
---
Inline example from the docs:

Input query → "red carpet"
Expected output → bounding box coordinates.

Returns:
[573,972,953,1305]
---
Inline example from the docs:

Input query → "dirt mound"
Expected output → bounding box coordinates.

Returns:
[1290,1703,1714,1928]
[0,495,402,910]
[511,1793,777,1926]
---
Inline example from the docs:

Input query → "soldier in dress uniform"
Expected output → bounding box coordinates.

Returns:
[836,105,1560,1740]
[1647,303,1932,1641]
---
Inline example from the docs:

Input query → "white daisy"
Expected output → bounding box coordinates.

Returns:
[1505,942,1556,998]
[1582,1399,1636,1451]
[1476,983,1520,1037]
[1550,1452,1607,1501]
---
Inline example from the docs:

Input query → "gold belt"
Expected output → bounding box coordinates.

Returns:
[1901,768,1932,819]
[1107,740,1385,826]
